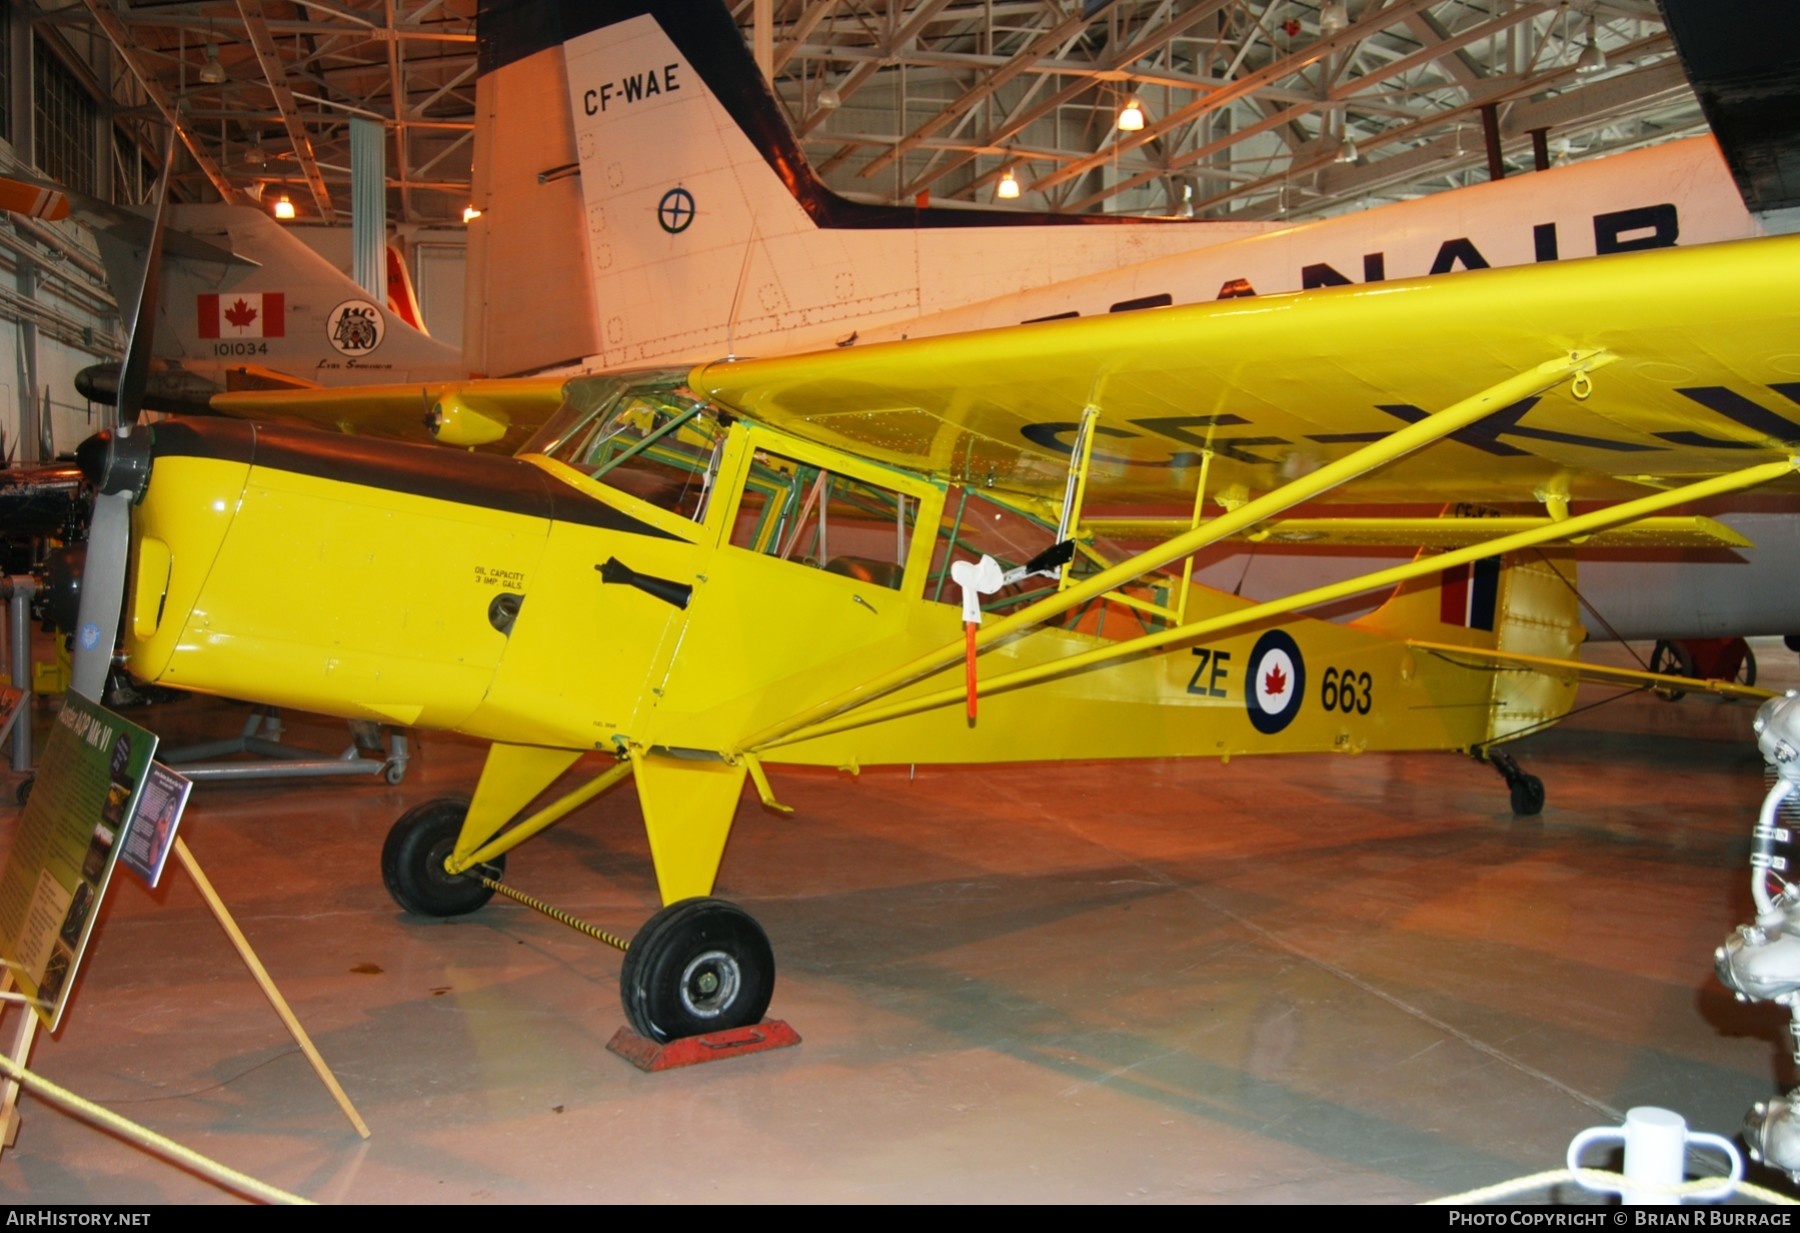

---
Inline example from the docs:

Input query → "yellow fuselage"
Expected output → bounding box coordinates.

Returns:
[123,418,1521,770]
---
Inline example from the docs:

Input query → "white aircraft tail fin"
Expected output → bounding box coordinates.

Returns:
[466,0,1268,377]
[79,203,462,404]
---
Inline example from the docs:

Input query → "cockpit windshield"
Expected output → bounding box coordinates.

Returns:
[523,371,726,522]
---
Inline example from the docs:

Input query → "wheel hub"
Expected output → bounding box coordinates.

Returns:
[679,949,739,1019]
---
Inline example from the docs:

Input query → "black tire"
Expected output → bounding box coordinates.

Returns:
[14,776,31,806]
[1739,644,1758,688]
[380,797,502,917]
[1510,773,1545,817]
[1649,640,1693,701]
[383,761,406,786]
[620,897,774,1043]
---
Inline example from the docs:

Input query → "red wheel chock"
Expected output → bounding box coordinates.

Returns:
[606,1020,801,1072]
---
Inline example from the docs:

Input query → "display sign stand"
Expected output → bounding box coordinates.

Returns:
[0,841,372,1153]
[0,969,38,1148]
[0,693,367,1184]
[172,837,369,1138]
[0,839,368,1189]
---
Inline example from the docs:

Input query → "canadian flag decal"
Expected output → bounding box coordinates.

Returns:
[198,293,286,339]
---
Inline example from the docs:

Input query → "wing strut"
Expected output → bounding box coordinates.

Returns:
[754,456,1797,750]
[1053,401,1222,627]
[730,348,1614,756]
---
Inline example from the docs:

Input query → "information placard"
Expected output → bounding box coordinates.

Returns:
[0,694,157,1030]
[118,763,192,890]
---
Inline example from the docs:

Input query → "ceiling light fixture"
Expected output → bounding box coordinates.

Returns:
[273,194,296,220]
[244,134,265,166]
[199,41,226,85]
[1320,2,1349,35]
[463,205,483,223]
[1336,133,1358,164]
[1117,96,1145,132]
[816,83,841,111]
[1576,16,1605,74]
[996,168,1020,200]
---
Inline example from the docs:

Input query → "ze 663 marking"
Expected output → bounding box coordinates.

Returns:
[1319,666,1372,715]
[1185,647,1232,698]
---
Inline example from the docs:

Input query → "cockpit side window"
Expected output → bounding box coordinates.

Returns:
[533,376,725,523]
[729,449,915,591]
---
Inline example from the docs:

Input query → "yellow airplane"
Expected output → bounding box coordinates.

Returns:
[73,230,1795,1042]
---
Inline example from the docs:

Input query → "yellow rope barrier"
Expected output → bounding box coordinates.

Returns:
[1424,1166,1798,1206]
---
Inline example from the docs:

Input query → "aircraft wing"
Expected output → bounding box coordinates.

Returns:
[688,234,1800,510]
[208,376,567,453]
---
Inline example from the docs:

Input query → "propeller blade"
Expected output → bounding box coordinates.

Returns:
[69,124,176,696]
[116,129,178,426]
[70,489,129,701]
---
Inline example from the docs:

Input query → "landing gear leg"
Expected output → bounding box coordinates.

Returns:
[1478,748,1545,816]
[620,898,775,1043]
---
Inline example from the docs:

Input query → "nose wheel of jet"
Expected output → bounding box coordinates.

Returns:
[381,797,505,917]
[621,898,775,1043]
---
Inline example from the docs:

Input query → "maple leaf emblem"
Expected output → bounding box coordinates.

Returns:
[223,298,258,331]
[1263,663,1287,697]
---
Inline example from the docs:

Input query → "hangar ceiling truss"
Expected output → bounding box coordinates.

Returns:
[21,2,1701,226]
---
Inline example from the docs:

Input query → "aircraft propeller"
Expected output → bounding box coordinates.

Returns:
[68,130,176,702]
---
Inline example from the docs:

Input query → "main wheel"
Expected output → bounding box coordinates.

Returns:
[381,797,503,917]
[1649,640,1693,701]
[620,898,774,1043]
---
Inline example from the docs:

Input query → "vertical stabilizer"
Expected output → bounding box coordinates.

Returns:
[471,0,1267,375]
[1358,546,1583,746]
[87,203,463,397]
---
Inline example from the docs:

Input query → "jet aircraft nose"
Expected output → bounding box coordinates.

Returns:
[75,426,154,502]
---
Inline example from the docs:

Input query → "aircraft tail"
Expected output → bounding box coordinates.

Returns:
[467,0,1265,377]
[81,203,463,403]
[1356,547,1585,746]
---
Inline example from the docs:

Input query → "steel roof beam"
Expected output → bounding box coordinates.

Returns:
[236,0,335,217]
[77,0,240,205]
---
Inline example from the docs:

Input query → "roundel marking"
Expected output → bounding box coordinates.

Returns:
[1245,629,1305,735]
[658,187,696,234]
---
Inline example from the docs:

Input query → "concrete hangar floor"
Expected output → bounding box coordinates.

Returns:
[0,642,1794,1205]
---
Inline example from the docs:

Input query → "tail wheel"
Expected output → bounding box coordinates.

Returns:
[381,797,503,917]
[621,898,774,1043]
[1509,774,1545,817]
